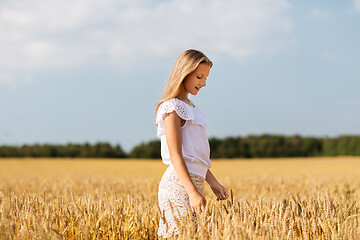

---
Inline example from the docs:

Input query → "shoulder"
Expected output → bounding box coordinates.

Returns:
[159,98,186,116]
[159,98,184,110]
[156,98,195,123]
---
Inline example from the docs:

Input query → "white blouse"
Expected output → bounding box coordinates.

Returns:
[156,98,212,178]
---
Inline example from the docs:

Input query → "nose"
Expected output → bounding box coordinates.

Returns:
[202,79,206,87]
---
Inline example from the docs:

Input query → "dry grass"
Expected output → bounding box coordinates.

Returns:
[0,157,359,239]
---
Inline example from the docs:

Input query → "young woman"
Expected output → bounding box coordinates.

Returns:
[155,49,229,238]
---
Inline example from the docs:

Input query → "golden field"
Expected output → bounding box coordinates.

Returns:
[0,157,359,239]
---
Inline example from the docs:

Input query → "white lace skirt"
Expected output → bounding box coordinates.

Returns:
[157,164,205,238]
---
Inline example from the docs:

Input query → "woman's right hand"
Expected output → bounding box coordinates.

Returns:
[189,190,206,213]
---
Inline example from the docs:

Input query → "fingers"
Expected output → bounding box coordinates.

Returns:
[217,195,225,201]
[216,187,229,201]
[223,188,229,199]
[192,197,206,213]
[198,197,206,212]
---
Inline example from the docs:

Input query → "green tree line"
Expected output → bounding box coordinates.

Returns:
[0,135,359,158]
[0,142,127,158]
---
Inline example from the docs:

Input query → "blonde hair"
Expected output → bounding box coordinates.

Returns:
[155,49,213,124]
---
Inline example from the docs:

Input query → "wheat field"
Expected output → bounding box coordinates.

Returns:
[0,157,359,239]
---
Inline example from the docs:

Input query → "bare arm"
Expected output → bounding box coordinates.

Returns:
[164,111,197,194]
[205,169,220,186]
[163,111,206,211]
[206,169,229,201]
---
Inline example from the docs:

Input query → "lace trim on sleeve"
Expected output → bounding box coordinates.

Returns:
[156,98,207,138]
[156,98,195,125]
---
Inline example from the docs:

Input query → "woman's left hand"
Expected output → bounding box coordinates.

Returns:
[210,182,229,201]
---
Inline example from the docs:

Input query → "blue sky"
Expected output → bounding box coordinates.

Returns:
[1,0,359,152]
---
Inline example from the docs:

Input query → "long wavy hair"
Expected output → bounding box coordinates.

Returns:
[155,49,213,124]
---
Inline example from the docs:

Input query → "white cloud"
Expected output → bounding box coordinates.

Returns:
[0,72,15,84]
[0,0,294,84]
[353,0,360,11]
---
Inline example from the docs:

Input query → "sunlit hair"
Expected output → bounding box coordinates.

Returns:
[155,49,213,124]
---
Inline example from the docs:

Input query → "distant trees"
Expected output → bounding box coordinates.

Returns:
[0,142,126,158]
[129,140,161,158]
[129,135,358,159]
[0,135,359,159]
[209,135,323,158]
[322,135,360,156]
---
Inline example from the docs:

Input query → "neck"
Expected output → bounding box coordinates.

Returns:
[176,86,189,99]
[177,96,188,100]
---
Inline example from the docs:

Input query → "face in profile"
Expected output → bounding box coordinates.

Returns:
[182,63,211,96]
